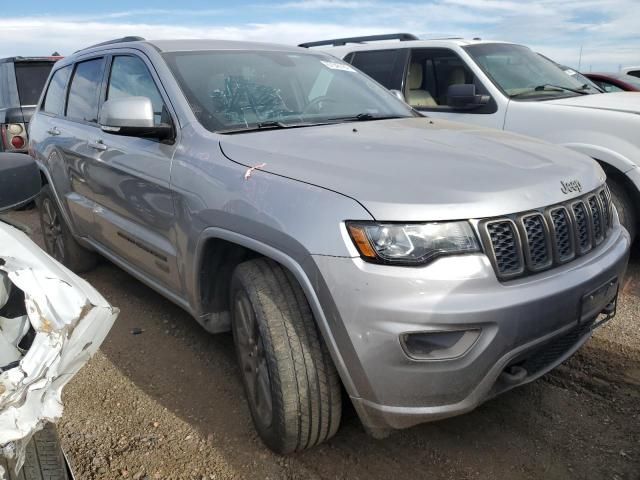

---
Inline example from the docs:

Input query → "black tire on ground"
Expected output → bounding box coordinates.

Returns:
[230,258,342,454]
[36,184,98,273]
[0,423,70,480]
[608,177,636,242]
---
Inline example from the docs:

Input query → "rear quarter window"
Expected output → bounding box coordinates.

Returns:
[43,65,72,115]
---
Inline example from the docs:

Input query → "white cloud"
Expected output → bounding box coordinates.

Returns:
[0,0,638,71]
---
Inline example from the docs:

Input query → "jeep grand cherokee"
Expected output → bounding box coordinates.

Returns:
[28,37,629,452]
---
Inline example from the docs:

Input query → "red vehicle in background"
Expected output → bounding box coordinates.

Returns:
[0,55,62,153]
[584,72,640,93]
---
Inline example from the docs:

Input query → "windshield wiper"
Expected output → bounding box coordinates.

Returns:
[327,113,406,123]
[219,120,330,134]
[535,84,590,95]
[511,84,589,98]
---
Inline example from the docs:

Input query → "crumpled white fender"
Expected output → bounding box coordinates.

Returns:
[0,221,118,474]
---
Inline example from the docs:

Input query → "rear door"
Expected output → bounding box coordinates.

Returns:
[84,52,180,292]
[33,58,106,236]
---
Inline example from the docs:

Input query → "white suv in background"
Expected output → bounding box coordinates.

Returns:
[306,34,640,240]
[622,66,640,78]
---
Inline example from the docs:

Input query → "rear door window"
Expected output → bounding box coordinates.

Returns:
[349,49,405,89]
[14,62,55,106]
[43,65,72,116]
[66,58,106,123]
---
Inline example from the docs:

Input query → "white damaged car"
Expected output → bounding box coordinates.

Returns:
[0,153,118,479]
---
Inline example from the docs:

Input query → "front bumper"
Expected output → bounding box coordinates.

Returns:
[310,223,629,431]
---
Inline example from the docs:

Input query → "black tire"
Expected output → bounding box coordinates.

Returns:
[36,184,97,273]
[608,178,636,242]
[230,258,342,453]
[0,423,70,480]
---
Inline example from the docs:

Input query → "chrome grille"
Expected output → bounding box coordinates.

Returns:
[483,186,613,280]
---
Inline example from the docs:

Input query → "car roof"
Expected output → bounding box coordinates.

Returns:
[149,39,304,53]
[0,56,62,64]
[316,38,516,58]
[588,72,631,79]
[74,37,307,57]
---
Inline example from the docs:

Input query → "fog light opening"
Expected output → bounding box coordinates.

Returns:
[401,329,481,360]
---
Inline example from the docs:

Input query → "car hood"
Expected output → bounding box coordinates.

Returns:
[219,117,604,221]
[545,92,640,114]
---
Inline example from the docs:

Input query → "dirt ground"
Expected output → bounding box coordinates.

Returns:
[7,209,640,480]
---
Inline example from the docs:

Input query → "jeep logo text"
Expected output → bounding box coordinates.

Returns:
[560,179,582,194]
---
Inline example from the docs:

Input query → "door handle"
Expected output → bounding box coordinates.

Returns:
[47,127,60,136]
[88,139,107,151]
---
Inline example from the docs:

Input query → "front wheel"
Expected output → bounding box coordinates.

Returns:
[230,258,342,453]
[608,178,636,242]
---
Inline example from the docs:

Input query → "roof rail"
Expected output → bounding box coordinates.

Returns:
[298,33,418,48]
[75,36,145,53]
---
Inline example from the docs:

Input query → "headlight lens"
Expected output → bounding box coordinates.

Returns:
[346,221,480,265]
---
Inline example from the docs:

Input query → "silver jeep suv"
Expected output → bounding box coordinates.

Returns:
[29,37,629,452]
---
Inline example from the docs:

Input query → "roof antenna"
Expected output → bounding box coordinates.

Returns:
[51,51,61,56]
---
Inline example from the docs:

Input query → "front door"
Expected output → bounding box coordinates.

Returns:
[84,53,180,292]
[404,48,505,129]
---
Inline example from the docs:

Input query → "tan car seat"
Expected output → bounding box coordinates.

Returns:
[407,62,437,107]
[448,66,467,86]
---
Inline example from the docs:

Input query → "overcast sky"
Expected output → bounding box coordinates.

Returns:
[2,0,638,72]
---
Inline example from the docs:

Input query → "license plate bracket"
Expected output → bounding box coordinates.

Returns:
[580,277,618,328]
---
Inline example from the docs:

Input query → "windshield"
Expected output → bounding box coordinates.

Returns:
[464,44,597,100]
[15,62,56,106]
[162,50,414,132]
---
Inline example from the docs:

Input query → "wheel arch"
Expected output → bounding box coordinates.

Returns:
[192,227,359,396]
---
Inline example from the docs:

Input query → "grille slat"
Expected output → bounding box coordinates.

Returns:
[588,195,604,244]
[572,201,592,253]
[484,187,612,281]
[521,214,551,269]
[549,207,574,262]
[599,189,610,232]
[486,221,522,276]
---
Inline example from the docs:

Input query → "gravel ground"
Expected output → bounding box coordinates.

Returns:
[6,209,640,480]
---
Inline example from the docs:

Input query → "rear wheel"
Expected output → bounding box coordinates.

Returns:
[36,184,98,273]
[0,423,70,480]
[230,258,342,453]
[608,177,636,242]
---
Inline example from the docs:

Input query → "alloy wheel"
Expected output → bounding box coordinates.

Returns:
[233,291,273,428]
[41,198,65,263]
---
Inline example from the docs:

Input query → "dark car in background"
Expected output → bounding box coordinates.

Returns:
[584,72,640,93]
[0,56,62,152]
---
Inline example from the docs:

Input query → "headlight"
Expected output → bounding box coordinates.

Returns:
[346,221,480,265]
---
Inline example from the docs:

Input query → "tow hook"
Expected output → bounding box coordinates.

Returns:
[500,365,528,384]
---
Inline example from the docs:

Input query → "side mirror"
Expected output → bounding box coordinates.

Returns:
[389,89,406,103]
[446,84,490,110]
[99,96,172,140]
[0,153,41,213]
